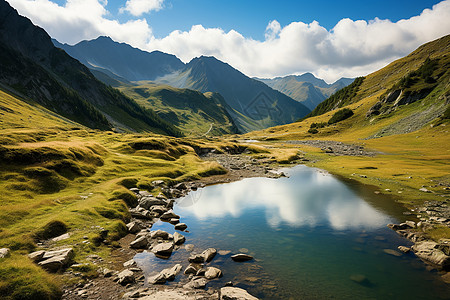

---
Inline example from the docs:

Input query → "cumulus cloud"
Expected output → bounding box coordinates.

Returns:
[7,0,153,48]
[120,0,164,16]
[7,0,450,82]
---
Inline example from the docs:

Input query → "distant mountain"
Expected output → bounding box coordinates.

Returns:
[0,0,180,135]
[257,73,354,110]
[53,36,184,81]
[155,56,311,132]
[119,83,239,136]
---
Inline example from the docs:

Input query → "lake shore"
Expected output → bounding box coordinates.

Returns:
[59,149,449,299]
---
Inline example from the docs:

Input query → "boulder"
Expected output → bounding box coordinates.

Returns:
[188,254,205,263]
[184,263,201,275]
[152,242,174,258]
[117,269,135,285]
[174,223,188,231]
[220,287,258,300]
[205,267,222,280]
[150,230,169,240]
[148,264,183,284]
[184,277,208,289]
[0,248,10,258]
[202,248,217,262]
[412,241,450,270]
[139,197,168,209]
[123,259,136,268]
[126,221,143,234]
[231,253,253,262]
[151,206,167,215]
[398,246,411,253]
[160,210,180,220]
[173,232,186,245]
[152,180,165,187]
[169,218,180,225]
[38,256,67,272]
[130,236,148,249]
[28,250,45,262]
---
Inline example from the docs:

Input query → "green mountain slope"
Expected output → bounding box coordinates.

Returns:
[155,56,311,132]
[257,73,354,110]
[53,36,185,81]
[305,34,450,129]
[0,0,180,136]
[119,83,239,136]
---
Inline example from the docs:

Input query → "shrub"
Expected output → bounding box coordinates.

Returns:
[307,128,319,134]
[328,108,354,124]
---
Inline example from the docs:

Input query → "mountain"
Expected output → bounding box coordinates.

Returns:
[53,36,185,81]
[0,0,180,135]
[253,34,449,142]
[257,73,354,110]
[118,83,239,136]
[304,34,450,132]
[155,56,311,132]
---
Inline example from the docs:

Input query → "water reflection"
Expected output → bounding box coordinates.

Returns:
[177,165,393,230]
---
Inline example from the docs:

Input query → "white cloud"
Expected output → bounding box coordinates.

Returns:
[7,0,153,48]
[120,0,164,17]
[7,0,450,82]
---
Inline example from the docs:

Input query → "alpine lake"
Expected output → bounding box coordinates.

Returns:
[135,165,450,299]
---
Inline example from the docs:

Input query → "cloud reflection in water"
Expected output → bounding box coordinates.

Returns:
[176,166,392,231]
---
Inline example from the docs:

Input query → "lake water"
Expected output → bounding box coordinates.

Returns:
[135,165,450,299]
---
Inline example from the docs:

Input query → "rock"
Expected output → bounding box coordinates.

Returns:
[148,264,182,284]
[412,241,450,269]
[419,187,431,193]
[184,244,194,252]
[349,274,371,286]
[220,287,258,300]
[129,188,140,194]
[152,242,174,258]
[387,223,413,230]
[173,232,186,245]
[174,223,188,231]
[37,248,74,271]
[139,197,167,209]
[160,210,180,220]
[28,250,45,262]
[51,233,70,242]
[218,250,231,256]
[169,218,180,225]
[184,277,208,289]
[383,249,402,257]
[150,230,169,240]
[0,248,10,258]
[123,259,136,268]
[174,182,187,190]
[398,246,411,253]
[117,269,135,285]
[205,267,222,279]
[405,220,416,228]
[202,248,217,262]
[188,254,205,263]
[126,221,143,234]
[231,253,253,262]
[150,206,167,215]
[130,236,148,249]
[196,267,207,276]
[184,263,201,275]
[103,268,114,277]
[122,290,140,298]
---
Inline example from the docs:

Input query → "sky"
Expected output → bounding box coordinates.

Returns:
[7,0,450,82]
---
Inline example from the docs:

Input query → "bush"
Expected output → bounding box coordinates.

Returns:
[307,128,319,134]
[328,108,354,124]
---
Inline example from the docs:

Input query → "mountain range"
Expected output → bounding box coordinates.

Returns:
[257,74,354,110]
[0,0,180,136]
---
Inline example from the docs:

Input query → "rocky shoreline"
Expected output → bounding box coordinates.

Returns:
[18,151,450,299]
[387,200,450,283]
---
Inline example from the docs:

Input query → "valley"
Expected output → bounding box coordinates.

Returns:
[0,0,449,299]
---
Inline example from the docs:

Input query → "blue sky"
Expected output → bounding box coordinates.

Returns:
[107,0,441,39]
[8,0,450,81]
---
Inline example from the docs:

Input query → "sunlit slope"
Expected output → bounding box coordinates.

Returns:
[119,83,238,136]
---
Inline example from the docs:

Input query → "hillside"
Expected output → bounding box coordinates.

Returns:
[155,56,311,132]
[0,0,180,136]
[53,37,184,81]
[118,83,239,136]
[257,73,354,110]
